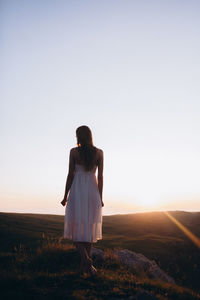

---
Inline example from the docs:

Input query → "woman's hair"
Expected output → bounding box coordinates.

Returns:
[76,125,97,171]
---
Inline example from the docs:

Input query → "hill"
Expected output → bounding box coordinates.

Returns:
[0,211,200,298]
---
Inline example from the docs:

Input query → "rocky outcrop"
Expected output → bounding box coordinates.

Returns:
[91,247,175,284]
[91,247,104,261]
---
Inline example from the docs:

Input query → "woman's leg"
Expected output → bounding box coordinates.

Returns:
[74,241,97,275]
[74,242,85,272]
[83,242,97,275]
[85,242,92,259]
[80,242,92,268]
[74,241,91,273]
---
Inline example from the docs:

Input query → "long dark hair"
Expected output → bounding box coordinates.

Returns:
[76,125,97,171]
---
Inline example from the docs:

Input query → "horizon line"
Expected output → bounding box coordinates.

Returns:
[1,209,200,217]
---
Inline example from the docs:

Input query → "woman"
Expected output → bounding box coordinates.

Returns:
[61,125,104,276]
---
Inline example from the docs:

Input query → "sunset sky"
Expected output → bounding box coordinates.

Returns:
[1,0,200,215]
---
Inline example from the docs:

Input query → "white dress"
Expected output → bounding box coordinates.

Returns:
[64,163,102,243]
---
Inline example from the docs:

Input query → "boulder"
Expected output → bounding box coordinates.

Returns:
[91,247,104,262]
[113,249,175,284]
[91,247,175,284]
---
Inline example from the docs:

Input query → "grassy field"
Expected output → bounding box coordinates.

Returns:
[0,211,200,299]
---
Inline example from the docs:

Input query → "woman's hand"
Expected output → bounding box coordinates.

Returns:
[61,197,67,206]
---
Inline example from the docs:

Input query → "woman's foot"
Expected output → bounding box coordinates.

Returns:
[88,265,98,276]
[80,260,97,276]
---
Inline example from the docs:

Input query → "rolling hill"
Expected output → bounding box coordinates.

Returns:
[0,211,200,299]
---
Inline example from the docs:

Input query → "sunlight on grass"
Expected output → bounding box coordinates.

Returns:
[165,212,200,249]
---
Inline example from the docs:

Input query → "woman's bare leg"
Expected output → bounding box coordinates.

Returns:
[85,242,92,259]
[83,242,97,275]
[74,241,97,275]
[74,242,85,273]
[74,242,91,273]
[80,242,92,266]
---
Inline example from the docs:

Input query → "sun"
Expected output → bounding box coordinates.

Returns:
[137,193,161,210]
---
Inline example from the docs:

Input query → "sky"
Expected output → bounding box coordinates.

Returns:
[1,0,200,216]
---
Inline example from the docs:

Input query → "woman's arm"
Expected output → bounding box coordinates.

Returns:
[61,149,75,206]
[97,149,104,207]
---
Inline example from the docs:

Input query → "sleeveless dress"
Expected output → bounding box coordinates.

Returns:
[64,163,102,243]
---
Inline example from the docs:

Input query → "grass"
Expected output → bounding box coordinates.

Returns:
[0,236,199,300]
[0,211,200,298]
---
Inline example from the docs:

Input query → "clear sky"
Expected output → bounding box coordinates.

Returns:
[1,0,200,216]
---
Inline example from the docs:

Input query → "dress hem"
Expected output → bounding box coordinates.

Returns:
[63,235,102,243]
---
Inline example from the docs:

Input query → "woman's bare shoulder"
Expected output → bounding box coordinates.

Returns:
[69,147,78,156]
[70,147,79,152]
[96,147,103,159]
[95,146,102,152]
[97,147,103,152]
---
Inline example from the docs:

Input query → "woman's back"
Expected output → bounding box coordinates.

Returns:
[71,146,103,169]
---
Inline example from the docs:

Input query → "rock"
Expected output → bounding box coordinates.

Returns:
[91,247,104,262]
[91,247,175,284]
[113,249,175,284]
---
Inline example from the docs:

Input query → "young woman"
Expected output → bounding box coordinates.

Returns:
[61,125,104,276]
